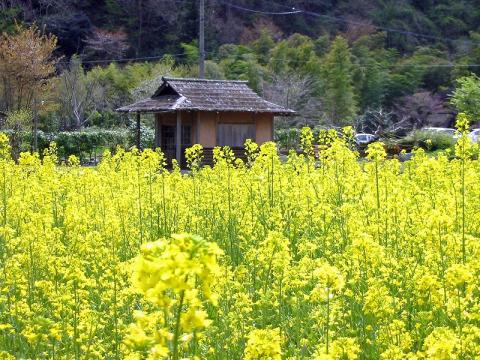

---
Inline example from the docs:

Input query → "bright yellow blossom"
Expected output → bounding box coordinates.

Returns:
[244,328,282,360]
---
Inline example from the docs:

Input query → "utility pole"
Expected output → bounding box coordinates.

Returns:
[199,0,205,78]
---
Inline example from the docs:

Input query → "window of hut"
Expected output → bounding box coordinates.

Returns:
[217,123,255,148]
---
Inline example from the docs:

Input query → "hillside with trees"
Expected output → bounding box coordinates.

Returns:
[0,0,480,156]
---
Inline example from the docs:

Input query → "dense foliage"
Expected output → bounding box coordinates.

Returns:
[6,0,480,60]
[1,117,480,358]
[0,1,480,141]
[3,26,478,137]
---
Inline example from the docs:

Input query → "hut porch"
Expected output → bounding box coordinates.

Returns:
[153,110,275,166]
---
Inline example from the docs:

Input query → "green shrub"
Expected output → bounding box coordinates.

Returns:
[274,127,335,152]
[274,128,300,151]
[3,128,138,162]
[127,120,155,149]
[398,130,456,151]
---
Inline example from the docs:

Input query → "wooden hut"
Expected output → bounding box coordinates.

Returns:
[117,77,295,165]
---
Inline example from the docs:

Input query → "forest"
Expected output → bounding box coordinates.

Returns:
[0,0,479,155]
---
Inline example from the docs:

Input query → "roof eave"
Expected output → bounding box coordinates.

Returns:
[163,76,248,84]
[115,107,176,113]
[116,107,296,115]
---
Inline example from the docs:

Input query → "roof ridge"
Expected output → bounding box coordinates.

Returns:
[162,76,248,84]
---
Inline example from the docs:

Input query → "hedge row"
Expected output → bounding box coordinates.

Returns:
[274,127,331,151]
[276,128,457,154]
[4,127,155,162]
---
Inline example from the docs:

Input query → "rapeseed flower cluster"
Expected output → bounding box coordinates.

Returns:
[124,234,222,359]
[0,114,480,358]
[244,328,282,360]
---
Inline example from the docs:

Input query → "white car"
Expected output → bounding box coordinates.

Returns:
[355,133,376,144]
[468,129,480,142]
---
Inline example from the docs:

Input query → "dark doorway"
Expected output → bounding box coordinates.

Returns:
[161,124,191,166]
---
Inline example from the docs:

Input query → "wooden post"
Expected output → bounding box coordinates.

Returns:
[156,114,162,148]
[136,112,141,149]
[176,111,182,163]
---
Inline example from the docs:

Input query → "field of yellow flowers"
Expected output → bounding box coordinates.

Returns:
[1,116,480,359]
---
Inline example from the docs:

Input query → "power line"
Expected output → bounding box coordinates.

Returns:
[222,2,302,15]
[57,49,480,69]
[53,1,480,68]
[227,0,479,46]
[56,1,479,68]
[58,53,189,65]
[395,64,480,68]
[266,56,480,68]
[302,10,469,45]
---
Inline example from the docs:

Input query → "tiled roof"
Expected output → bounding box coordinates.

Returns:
[116,77,295,115]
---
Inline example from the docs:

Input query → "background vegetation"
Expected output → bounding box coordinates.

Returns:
[0,0,479,156]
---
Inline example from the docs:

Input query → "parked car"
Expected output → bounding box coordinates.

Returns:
[355,133,376,144]
[422,127,457,138]
[468,129,480,142]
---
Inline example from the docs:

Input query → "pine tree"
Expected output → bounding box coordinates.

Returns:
[322,36,357,126]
